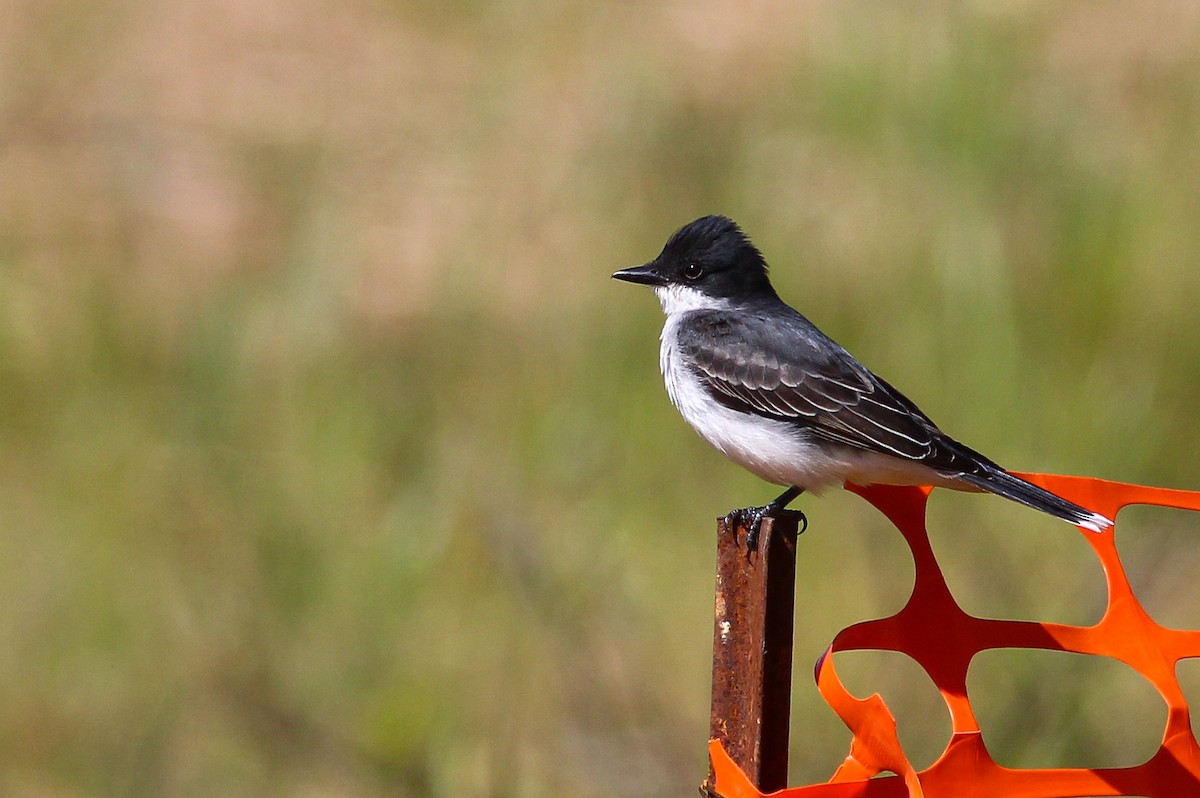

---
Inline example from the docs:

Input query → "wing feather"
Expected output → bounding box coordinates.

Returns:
[678,308,969,466]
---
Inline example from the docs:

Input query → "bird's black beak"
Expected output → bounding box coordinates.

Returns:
[612,263,667,287]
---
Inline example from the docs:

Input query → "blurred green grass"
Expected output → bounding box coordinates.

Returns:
[3,1,1200,795]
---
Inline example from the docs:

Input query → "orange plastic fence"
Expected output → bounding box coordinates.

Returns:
[710,474,1200,798]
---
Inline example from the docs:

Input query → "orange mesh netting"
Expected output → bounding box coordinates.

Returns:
[710,474,1200,798]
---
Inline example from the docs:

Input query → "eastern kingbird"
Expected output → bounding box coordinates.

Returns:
[614,215,1112,543]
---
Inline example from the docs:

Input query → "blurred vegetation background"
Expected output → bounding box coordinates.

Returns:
[4,1,1200,795]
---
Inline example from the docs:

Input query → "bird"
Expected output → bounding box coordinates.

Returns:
[612,215,1113,546]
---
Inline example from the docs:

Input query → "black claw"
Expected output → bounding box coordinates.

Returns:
[723,504,772,554]
[724,495,809,555]
[746,509,766,552]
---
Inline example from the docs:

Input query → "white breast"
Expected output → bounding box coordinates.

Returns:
[659,314,844,492]
[657,308,950,493]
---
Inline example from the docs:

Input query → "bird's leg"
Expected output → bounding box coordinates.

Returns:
[725,486,807,552]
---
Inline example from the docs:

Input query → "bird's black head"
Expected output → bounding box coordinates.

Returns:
[613,215,777,309]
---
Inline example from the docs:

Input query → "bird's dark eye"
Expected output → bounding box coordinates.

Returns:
[683,263,703,281]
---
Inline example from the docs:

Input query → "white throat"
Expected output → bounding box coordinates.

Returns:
[654,284,733,317]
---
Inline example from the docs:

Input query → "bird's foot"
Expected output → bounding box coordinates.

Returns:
[723,505,767,551]
[723,505,808,554]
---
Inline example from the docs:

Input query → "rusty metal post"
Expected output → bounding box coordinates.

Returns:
[701,512,801,796]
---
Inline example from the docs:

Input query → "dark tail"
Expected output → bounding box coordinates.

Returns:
[957,468,1113,532]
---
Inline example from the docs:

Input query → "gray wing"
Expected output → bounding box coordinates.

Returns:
[678,308,989,474]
